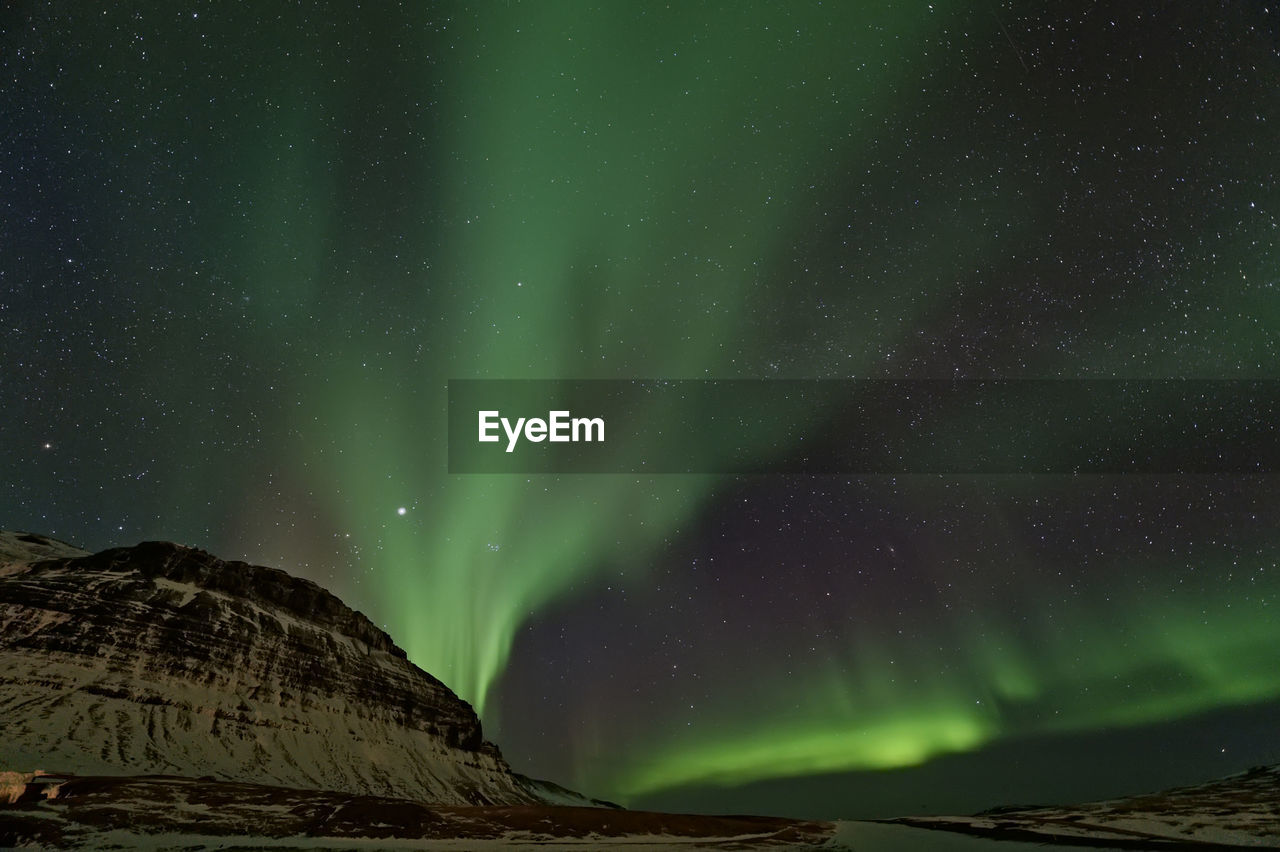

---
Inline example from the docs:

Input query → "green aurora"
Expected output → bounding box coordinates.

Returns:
[609,548,1280,797]
[5,0,1280,812]
[282,2,963,712]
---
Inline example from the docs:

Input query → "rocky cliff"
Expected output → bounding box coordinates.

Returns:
[0,531,541,805]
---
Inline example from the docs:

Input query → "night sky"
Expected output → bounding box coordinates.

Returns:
[4,1,1280,819]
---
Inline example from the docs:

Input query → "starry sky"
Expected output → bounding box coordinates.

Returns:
[3,1,1280,819]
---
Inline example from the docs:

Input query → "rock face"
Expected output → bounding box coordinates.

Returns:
[0,531,540,805]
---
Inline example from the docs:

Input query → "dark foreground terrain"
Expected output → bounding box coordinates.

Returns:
[0,771,839,850]
[889,763,1280,849]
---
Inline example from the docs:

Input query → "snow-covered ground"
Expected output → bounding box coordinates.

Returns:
[3,830,838,851]
[9,768,1262,850]
[889,763,1280,848]
[832,820,1125,850]
[0,772,839,849]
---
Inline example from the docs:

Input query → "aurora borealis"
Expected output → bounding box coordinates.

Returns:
[4,0,1280,819]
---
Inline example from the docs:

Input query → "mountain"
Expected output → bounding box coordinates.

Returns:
[886,762,1280,848]
[0,530,544,806]
[0,530,839,850]
[12,529,1271,850]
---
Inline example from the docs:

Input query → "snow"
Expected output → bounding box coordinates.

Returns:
[827,820,1143,850]
[12,827,840,850]
[0,530,89,568]
[0,649,527,802]
[0,770,35,805]
[890,764,1280,849]
[0,552,538,808]
[150,577,200,608]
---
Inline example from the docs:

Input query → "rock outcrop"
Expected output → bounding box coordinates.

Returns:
[0,531,540,805]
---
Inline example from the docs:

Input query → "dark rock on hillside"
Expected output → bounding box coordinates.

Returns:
[0,531,539,805]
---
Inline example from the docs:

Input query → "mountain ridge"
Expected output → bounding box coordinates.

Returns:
[0,530,549,805]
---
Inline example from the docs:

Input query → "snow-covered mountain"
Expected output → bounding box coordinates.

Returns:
[6,530,1274,851]
[0,531,542,806]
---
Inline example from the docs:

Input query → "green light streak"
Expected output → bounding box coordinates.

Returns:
[16,0,1280,810]
[184,1,1276,796]
[621,705,996,797]
[604,549,1280,798]
[287,2,957,715]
